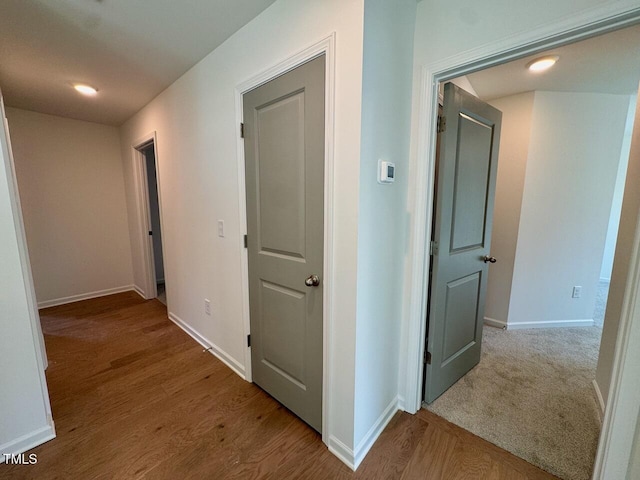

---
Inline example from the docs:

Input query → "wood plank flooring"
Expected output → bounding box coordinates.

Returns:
[0,292,557,479]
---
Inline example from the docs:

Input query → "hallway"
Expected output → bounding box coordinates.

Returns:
[0,293,555,479]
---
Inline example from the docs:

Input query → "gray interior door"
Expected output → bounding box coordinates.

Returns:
[424,82,502,404]
[243,55,325,432]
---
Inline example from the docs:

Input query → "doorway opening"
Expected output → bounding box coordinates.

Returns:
[420,25,640,480]
[135,138,166,305]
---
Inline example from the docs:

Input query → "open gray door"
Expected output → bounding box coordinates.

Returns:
[424,82,502,404]
[243,55,325,432]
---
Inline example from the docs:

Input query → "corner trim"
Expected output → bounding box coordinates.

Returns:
[505,319,594,330]
[37,285,135,309]
[353,396,399,469]
[0,419,55,462]
[328,436,355,471]
[133,284,146,299]
[484,317,507,329]
[168,312,245,379]
[592,379,605,421]
[397,394,406,412]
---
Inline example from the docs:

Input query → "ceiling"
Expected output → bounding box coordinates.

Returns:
[464,25,640,100]
[0,0,277,125]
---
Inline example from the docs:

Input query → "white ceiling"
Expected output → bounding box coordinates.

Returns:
[464,25,640,100]
[0,0,277,125]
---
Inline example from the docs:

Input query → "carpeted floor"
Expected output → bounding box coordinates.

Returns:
[427,325,603,480]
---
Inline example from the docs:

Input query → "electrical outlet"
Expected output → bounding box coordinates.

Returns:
[204,299,211,315]
[217,220,224,238]
[572,286,582,299]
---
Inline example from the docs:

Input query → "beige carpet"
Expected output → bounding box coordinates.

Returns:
[426,326,602,480]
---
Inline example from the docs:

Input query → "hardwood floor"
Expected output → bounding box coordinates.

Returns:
[0,293,557,479]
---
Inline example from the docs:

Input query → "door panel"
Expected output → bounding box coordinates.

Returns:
[257,92,306,258]
[442,272,481,364]
[244,55,325,432]
[424,82,502,403]
[260,280,306,385]
[451,114,494,251]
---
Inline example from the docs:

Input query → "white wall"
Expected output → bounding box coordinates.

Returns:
[0,99,54,460]
[449,76,478,97]
[484,92,535,325]
[5,108,134,307]
[485,92,635,325]
[118,0,365,459]
[507,91,629,326]
[412,0,630,66]
[597,91,640,406]
[600,96,637,282]
[486,91,632,328]
[353,0,416,459]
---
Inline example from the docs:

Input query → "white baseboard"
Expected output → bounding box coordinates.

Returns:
[37,285,135,309]
[168,312,246,379]
[484,317,507,329]
[353,396,399,469]
[505,319,594,330]
[0,418,55,463]
[397,394,406,412]
[133,284,146,299]
[592,379,605,422]
[328,435,355,470]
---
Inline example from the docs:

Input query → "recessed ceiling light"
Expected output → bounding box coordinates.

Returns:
[73,84,98,96]
[527,56,559,72]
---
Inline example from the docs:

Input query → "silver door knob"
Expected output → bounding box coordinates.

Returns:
[305,274,320,287]
[483,255,497,264]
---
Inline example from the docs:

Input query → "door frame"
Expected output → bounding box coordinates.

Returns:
[132,132,166,301]
[400,6,640,479]
[234,33,336,443]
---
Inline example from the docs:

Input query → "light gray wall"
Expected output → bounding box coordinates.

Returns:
[597,92,640,405]
[508,91,629,326]
[354,0,416,451]
[485,92,535,324]
[5,108,134,306]
[484,91,629,327]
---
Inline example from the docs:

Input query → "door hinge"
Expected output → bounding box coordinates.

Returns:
[437,115,446,133]
[424,350,432,364]
[247,334,251,348]
[243,234,248,248]
[430,241,439,255]
[240,122,245,138]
